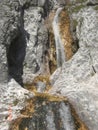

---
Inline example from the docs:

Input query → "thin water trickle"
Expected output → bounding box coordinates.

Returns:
[52,7,66,68]
[59,102,76,130]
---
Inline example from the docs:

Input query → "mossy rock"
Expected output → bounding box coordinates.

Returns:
[73,20,78,30]
[13,99,19,106]
[75,0,87,4]
[94,5,98,10]
[71,5,86,13]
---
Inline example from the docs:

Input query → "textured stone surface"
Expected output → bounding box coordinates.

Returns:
[0,0,27,85]
[50,4,98,130]
[0,1,52,129]
[0,0,98,130]
[23,7,48,78]
[0,79,34,130]
[0,0,18,83]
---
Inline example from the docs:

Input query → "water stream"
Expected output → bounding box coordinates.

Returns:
[18,98,76,130]
[52,7,66,68]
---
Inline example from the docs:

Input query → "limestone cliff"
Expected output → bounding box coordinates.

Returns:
[0,0,98,130]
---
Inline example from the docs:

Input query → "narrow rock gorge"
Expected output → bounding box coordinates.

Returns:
[0,0,98,130]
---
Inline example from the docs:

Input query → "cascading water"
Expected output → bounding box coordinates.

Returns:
[11,93,88,130]
[18,96,76,130]
[52,7,66,68]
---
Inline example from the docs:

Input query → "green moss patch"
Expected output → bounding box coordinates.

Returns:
[71,5,85,13]
[94,6,98,10]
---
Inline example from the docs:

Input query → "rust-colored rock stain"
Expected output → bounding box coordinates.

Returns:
[59,8,73,60]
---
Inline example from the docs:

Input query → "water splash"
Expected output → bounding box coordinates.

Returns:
[52,7,66,68]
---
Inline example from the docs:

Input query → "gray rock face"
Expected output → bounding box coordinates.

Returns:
[0,0,17,83]
[23,7,48,81]
[0,0,67,85]
[0,0,50,85]
[22,0,68,84]
[0,0,26,85]
[50,5,98,130]
[0,0,98,130]
[0,1,52,129]
[18,0,47,7]
[0,79,34,130]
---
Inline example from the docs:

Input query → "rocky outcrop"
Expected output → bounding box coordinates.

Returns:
[0,1,62,130]
[0,79,34,130]
[0,0,98,130]
[50,1,98,130]
[23,7,49,78]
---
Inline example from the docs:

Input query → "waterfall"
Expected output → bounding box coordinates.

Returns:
[52,7,66,68]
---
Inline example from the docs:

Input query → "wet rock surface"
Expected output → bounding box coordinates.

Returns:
[10,94,88,130]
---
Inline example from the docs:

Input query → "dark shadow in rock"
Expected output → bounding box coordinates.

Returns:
[72,38,79,54]
[6,7,28,87]
[32,59,40,74]
[7,27,26,87]
[87,2,98,6]
[71,20,79,54]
